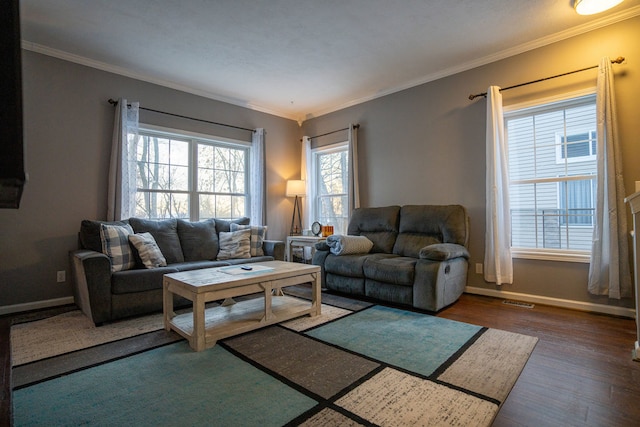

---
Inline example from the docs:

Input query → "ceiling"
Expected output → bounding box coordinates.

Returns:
[20,0,640,122]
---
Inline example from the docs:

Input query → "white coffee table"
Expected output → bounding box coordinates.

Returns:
[163,260,321,351]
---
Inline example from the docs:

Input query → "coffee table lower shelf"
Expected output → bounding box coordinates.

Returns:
[167,295,313,349]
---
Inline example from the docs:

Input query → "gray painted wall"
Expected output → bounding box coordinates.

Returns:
[302,16,640,310]
[0,51,300,308]
[2,16,638,312]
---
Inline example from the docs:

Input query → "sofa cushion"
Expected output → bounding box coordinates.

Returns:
[365,279,413,306]
[347,206,400,253]
[129,218,184,264]
[128,232,167,268]
[177,219,218,261]
[111,266,179,294]
[80,219,130,252]
[231,223,267,257]
[393,205,468,257]
[171,260,230,271]
[325,253,397,278]
[215,217,250,234]
[217,229,251,260]
[100,223,136,272]
[364,256,416,286]
[326,274,365,295]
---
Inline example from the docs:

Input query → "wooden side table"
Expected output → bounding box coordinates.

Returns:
[286,235,325,263]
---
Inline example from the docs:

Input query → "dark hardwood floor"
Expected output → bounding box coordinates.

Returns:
[1,292,639,426]
[439,294,640,426]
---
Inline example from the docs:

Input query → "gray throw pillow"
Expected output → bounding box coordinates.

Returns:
[177,219,219,261]
[128,218,184,264]
[215,217,250,234]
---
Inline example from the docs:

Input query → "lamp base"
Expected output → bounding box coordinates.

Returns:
[289,195,303,236]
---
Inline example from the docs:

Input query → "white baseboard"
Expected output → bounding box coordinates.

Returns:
[0,296,75,316]
[465,286,636,319]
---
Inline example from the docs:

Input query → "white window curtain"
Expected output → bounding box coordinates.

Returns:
[588,57,631,299]
[484,86,513,285]
[301,136,313,231]
[107,98,139,221]
[250,128,266,226]
[348,124,360,215]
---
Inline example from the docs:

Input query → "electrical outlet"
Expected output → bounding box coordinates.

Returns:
[475,263,483,274]
[56,270,66,283]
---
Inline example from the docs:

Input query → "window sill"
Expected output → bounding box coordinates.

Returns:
[511,248,590,263]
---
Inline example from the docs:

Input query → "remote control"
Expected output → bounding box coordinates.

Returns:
[241,266,253,271]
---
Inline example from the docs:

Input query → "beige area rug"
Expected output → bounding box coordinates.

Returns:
[11,302,351,367]
[11,310,166,366]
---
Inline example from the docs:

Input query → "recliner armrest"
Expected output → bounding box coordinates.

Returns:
[315,241,330,252]
[419,243,469,261]
[69,249,113,325]
[262,240,285,261]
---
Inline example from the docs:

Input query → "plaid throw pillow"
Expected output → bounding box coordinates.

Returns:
[230,224,267,257]
[217,229,251,260]
[100,223,135,272]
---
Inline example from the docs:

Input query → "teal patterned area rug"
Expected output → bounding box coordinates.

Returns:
[13,305,537,426]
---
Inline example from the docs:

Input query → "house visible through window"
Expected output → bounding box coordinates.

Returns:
[311,142,349,234]
[505,93,597,256]
[130,126,250,220]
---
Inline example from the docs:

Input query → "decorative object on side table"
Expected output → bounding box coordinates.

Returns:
[286,179,306,235]
[311,221,322,236]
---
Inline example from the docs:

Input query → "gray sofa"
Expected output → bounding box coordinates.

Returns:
[70,217,284,325]
[312,205,469,311]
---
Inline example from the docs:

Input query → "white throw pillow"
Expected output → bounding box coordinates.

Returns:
[129,232,167,269]
[230,224,267,257]
[217,229,251,260]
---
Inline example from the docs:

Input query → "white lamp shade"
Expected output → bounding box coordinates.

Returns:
[286,180,306,197]
[574,0,624,15]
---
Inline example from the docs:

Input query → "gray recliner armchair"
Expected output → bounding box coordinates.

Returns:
[312,205,469,311]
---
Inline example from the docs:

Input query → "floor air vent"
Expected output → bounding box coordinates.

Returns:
[502,300,535,309]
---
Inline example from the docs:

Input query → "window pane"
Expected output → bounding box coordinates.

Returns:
[131,130,249,222]
[134,191,189,219]
[319,151,347,196]
[215,195,232,219]
[170,141,189,166]
[199,194,216,219]
[170,165,189,190]
[314,146,349,234]
[197,168,214,192]
[231,196,246,218]
[506,94,596,252]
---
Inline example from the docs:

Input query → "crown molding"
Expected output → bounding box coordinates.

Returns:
[305,5,640,120]
[20,41,301,122]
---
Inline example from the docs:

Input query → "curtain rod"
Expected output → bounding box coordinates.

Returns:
[468,56,625,101]
[108,99,255,133]
[306,124,360,140]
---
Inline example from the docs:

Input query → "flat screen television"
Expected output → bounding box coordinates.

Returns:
[0,0,26,208]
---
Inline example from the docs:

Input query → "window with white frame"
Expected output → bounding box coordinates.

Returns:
[311,142,349,234]
[130,126,250,220]
[505,93,597,256]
